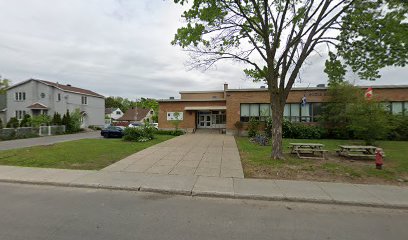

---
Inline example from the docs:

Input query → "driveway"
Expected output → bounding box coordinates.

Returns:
[103,134,244,178]
[0,131,101,151]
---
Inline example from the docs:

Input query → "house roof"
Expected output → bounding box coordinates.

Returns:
[117,107,152,122]
[8,79,104,98]
[27,102,48,109]
[105,108,116,114]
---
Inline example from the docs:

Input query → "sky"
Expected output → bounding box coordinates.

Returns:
[0,0,407,100]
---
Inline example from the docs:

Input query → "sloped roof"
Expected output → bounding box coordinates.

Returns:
[27,102,48,109]
[117,108,151,122]
[105,108,116,114]
[8,79,104,98]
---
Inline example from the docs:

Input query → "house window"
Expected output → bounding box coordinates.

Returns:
[116,111,121,114]
[40,93,46,98]
[15,92,26,101]
[57,93,61,101]
[81,96,88,105]
[15,110,26,120]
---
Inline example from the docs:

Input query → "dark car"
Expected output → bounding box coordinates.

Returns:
[101,126,125,138]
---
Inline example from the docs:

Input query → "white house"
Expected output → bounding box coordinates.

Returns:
[105,108,124,120]
[6,79,105,128]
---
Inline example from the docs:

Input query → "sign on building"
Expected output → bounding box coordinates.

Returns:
[167,112,183,121]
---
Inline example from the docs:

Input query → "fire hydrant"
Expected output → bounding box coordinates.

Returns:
[375,148,384,170]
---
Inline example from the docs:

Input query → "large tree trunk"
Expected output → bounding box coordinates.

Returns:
[270,91,285,159]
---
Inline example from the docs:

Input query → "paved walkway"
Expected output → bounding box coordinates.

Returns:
[0,165,407,209]
[102,134,244,178]
[0,132,101,151]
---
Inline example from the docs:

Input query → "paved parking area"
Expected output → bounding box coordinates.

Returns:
[102,134,244,178]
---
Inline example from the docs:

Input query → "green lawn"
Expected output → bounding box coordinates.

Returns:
[0,135,174,170]
[236,137,408,184]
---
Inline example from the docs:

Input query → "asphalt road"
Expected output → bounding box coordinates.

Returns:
[0,131,101,150]
[0,183,407,240]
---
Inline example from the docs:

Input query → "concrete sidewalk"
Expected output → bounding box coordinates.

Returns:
[0,165,407,209]
[102,134,244,178]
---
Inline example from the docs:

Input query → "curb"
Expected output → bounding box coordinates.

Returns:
[1,179,407,210]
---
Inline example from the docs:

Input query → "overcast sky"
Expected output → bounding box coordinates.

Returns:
[0,0,407,99]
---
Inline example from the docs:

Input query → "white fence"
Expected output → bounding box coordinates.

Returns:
[39,125,66,136]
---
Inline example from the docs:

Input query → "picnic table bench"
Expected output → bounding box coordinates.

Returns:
[337,145,380,159]
[289,143,327,160]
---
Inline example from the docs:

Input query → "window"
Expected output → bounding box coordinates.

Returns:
[15,110,26,120]
[240,103,271,122]
[57,93,61,101]
[284,103,321,122]
[116,111,121,114]
[15,92,26,101]
[40,93,46,98]
[392,102,403,114]
[240,104,250,122]
[81,96,88,105]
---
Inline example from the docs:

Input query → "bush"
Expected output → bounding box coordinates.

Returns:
[20,114,31,127]
[6,117,19,128]
[387,114,408,141]
[52,112,62,125]
[247,117,260,137]
[283,120,325,139]
[123,126,155,142]
[155,129,184,136]
[29,114,51,127]
[0,118,3,129]
[264,117,273,138]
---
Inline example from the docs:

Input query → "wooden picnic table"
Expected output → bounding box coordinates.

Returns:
[289,143,327,160]
[337,145,378,158]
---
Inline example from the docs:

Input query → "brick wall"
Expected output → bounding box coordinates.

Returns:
[158,101,226,130]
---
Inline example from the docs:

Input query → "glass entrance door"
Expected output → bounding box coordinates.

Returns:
[198,112,212,128]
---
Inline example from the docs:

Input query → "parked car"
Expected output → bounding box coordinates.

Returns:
[128,122,143,128]
[101,126,125,138]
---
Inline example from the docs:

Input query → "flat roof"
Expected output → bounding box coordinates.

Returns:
[179,90,224,94]
[158,99,226,103]
[227,85,408,92]
[185,106,227,110]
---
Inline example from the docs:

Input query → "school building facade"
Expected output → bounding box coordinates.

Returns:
[158,84,408,135]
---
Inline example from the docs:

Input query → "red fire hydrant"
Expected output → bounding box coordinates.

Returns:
[375,148,384,170]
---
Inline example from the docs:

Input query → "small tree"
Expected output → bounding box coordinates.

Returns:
[62,110,72,132]
[0,118,3,129]
[6,117,19,128]
[247,117,260,137]
[19,114,31,127]
[347,100,390,145]
[321,82,361,139]
[29,115,51,127]
[69,109,82,133]
[52,112,62,125]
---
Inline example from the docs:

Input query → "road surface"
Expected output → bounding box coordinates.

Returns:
[0,182,407,240]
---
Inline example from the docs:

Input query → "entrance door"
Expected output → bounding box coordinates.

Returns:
[198,113,212,128]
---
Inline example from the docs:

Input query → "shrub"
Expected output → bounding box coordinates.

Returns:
[19,114,31,127]
[247,117,259,137]
[155,129,184,136]
[123,126,155,142]
[264,117,273,138]
[29,114,51,127]
[387,114,408,141]
[52,112,62,125]
[283,120,325,139]
[0,117,3,129]
[6,117,19,128]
